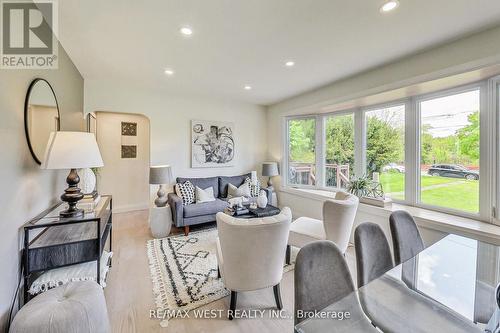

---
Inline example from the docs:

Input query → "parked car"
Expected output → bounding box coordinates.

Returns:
[382,163,405,173]
[427,164,479,180]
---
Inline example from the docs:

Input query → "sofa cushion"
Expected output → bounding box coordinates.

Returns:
[177,176,219,198]
[219,173,251,198]
[183,199,229,218]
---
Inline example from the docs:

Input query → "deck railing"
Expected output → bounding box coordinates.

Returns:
[288,163,350,188]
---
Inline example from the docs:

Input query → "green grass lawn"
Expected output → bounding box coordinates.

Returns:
[380,172,479,213]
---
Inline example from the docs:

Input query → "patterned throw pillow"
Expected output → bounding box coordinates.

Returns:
[227,182,251,199]
[175,181,195,206]
[245,177,261,197]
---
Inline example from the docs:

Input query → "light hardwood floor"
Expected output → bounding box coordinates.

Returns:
[105,210,357,333]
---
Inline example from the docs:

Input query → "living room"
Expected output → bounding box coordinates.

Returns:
[3,1,500,332]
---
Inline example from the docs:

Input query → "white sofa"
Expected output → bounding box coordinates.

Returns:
[215,207,292,319]
[287,192,359,263]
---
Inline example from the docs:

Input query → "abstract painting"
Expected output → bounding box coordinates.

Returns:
[121,145,137,158]
[121,122,137,136]
[191,120,234,168]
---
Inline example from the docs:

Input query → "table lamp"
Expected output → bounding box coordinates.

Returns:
[150,165,173,207]
[42,131,104,218]
[262,162,279,189]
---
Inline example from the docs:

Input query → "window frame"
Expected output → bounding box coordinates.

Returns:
[283,77,499,223]
[362,100,408,203]
[414,83,486,220]
[284,115,318,190]
[323,109,356,190]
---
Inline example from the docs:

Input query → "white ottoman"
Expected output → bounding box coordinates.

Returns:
[149,205,172,238]
[10,281,110,333]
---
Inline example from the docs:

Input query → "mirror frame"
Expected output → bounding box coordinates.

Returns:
[24,78,61,165]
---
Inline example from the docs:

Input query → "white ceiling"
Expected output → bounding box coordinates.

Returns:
[58,0,500,106]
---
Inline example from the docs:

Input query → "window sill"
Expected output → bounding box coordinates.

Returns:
[279,187,500,244]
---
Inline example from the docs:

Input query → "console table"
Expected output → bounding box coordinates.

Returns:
[22,195,112,304]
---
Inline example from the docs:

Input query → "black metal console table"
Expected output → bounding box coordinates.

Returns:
[22,195,112,304]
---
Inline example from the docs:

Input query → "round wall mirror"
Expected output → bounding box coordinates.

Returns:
[24,78,60,165]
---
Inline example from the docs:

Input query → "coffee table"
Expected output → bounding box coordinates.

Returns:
[226,204,281,218]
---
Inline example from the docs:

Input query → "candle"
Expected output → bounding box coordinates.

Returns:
[372,172,380,183]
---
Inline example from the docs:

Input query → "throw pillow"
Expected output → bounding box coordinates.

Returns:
[175,181,195,205]
[196,186,216,203]
[227,182,251,199]
[245,177,261,197]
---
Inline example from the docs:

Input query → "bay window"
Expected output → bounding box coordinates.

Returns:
[284,77,499,222]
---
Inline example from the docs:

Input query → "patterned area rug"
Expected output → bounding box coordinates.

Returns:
[147,227,296,327]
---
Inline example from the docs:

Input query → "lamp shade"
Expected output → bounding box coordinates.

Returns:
[150,165,173,185]
[41,131,104,170]
[262,162,279,177]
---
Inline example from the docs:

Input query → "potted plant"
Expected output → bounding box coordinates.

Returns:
[346,176,373,198]
[347,175,392,207]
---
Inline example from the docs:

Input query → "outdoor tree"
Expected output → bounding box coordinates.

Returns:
[457,111,479,163]
[325,115,354,166]
[366,116,403,173]
[289,118,315,163]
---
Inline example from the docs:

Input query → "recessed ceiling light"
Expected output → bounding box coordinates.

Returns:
[380,0,399,13]
[164,69,174,76]
[285,61,295,67]
[244,85,252,90]
[180,26,193,36]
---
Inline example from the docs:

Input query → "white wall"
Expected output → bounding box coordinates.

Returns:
[84,80,268,204]
[0,44,84,330]
[95,112,150,212]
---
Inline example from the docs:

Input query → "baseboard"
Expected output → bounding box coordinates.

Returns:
[113,203,149,214]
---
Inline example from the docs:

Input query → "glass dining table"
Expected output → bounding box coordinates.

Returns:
[295,234,500,333]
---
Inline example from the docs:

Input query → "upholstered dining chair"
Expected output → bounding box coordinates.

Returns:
[389,210,425,265]
[389,210,425,289]
[294,241,378,331]
[354,222,394,288]
[215,207,292,320]
[286,191,359,264]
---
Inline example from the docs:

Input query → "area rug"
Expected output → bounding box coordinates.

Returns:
[147,227,296,327]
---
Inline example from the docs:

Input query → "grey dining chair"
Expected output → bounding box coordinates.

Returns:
[389,210,425,289]
[389,210,425,265]
[294,241,378,331]
[354,222,394,288]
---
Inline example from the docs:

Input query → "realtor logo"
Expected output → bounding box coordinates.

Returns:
[1,0,58,69]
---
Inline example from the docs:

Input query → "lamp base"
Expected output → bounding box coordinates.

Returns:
[154,184,168,207]
[60,168,85,218]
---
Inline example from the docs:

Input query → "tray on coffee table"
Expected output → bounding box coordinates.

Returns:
[226,204,280,218]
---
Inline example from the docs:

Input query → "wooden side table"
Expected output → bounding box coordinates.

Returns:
[149,205,172,238]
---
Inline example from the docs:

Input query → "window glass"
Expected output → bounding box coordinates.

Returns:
[288,118,316,186]
[325,113,354,188]
[366,105,405,200]
[420,90,480,213]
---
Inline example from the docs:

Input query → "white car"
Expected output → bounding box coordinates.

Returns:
[382,163,405,173]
